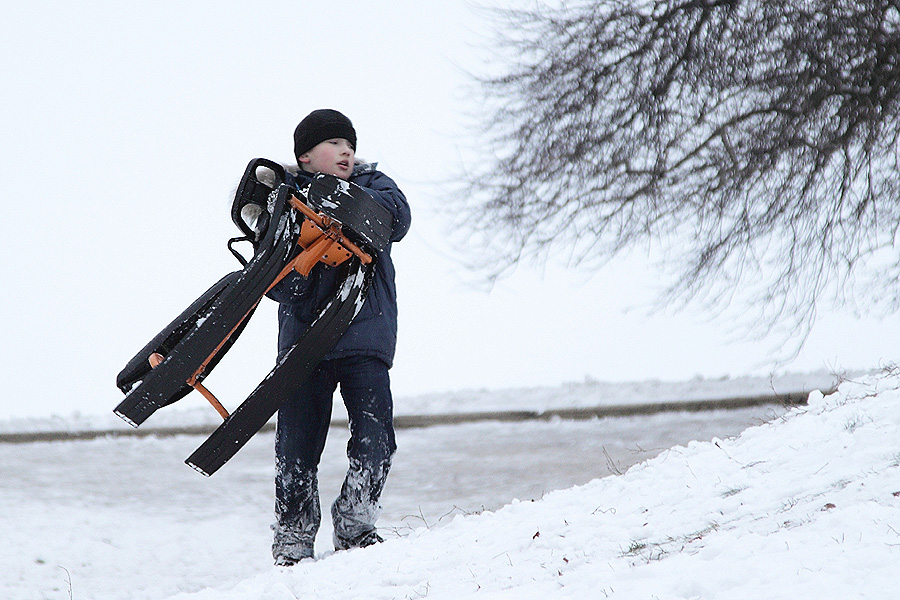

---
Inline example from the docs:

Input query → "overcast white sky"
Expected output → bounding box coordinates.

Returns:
[1,0,898,419]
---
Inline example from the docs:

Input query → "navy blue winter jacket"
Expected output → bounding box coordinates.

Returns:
[266,163,411,367]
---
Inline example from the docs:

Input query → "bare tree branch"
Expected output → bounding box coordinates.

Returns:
[457,0,900,351]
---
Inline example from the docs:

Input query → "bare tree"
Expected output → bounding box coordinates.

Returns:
[460,0,900,349]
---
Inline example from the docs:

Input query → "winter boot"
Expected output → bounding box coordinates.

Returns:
[272,525,315,566]
[333,527,384,551]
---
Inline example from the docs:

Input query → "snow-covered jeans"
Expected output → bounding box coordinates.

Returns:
[274,356,396,554]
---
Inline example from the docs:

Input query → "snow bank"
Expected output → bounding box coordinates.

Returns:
[160,370,898,599]
[0,371,840,436]
[395,370,841,416]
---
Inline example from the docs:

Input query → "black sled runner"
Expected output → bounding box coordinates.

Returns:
[114,159,392,476]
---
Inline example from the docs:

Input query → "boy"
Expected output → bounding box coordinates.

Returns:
[266,109,411,565]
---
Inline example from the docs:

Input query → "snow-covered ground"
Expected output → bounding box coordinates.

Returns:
[4,369,897,599]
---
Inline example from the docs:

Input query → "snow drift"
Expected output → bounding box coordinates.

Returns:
[162,370,899,599]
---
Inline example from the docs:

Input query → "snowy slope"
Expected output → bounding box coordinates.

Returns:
[160,370,899,599]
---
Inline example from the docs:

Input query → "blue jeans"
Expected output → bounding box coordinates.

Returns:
[274,356,396,549]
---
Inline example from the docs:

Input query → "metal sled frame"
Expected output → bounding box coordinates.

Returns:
[114,159,390,475]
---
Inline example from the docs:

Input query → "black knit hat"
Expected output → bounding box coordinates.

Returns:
[293,109,357,161]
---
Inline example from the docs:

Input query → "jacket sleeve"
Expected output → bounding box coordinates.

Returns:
[356,171,411,243]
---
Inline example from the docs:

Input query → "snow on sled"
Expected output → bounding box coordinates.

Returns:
[114,158,392,476]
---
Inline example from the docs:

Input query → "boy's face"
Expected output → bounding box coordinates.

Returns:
[298,138,355,180]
